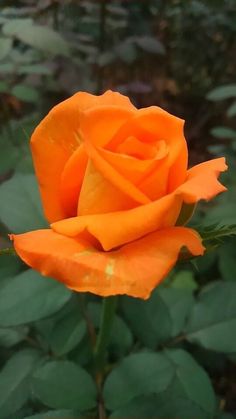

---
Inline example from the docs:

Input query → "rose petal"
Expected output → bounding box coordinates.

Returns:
[52,157,226,251]
[11,227,204,299]
[79,106,136,149]
[83,140,151,208]
[176,157,228,202]
[52,194,182,250]
[78,159,138,215]
[60,144,88,217]
[31,91,135,223]
[107,106,188,195]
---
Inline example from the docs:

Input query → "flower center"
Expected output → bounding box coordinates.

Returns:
[116,136,168,160]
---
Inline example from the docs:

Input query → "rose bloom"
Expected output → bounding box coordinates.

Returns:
[11,91,227,299]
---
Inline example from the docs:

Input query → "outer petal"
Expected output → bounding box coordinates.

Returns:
[52,194,182,250]
[11,227,204,299]
[31,90,135,223]
[176,157,228,202]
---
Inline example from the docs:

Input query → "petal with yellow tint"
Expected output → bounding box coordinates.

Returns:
[11,227,204,299]
[83,140,151,209]
[78,159,138,215]
[52,193,182,250]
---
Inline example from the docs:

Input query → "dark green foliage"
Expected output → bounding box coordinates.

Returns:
[0,1,236,418]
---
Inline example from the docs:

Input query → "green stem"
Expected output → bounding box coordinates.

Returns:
[94,296,117,372]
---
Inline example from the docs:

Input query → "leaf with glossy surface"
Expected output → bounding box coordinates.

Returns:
[0,269,71,327]
[32,360,97,410]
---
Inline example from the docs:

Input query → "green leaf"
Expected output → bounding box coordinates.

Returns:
[121,288,193,347]
[49,309,87,356]
[207,84,236,101]
[103,351,174,410]
[170,270,198,291]
[32,360,97,410]
[0,254,22,281]
[105,349,215,418]
[11,84,40,103]
[160,288,194,337]
[121,291,171,348]
[0,349,40,418]
[134,36,165,54]
[0,173,46,232]
[0,326,28,347]
[18,64,51,76]
[7,407,33,419]
[0,269,71,327]
[115,40,137,63]
[88,302,133,355]
[0,134,19,175]
[3,19,70,57]
[110,394,213,419]
[24,410,82,419]
[211,127,236,140]
[0,37,12,60]
[203,201,236,226]
[109,315,133,356]
[218,238,236,281]
[227,101,236,118]
[0,81,9,93]
[186,281,236,352]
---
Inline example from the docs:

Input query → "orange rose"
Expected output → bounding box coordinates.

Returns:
[11,91,227,299]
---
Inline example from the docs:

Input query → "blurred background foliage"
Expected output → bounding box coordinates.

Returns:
[0,1,236,418]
